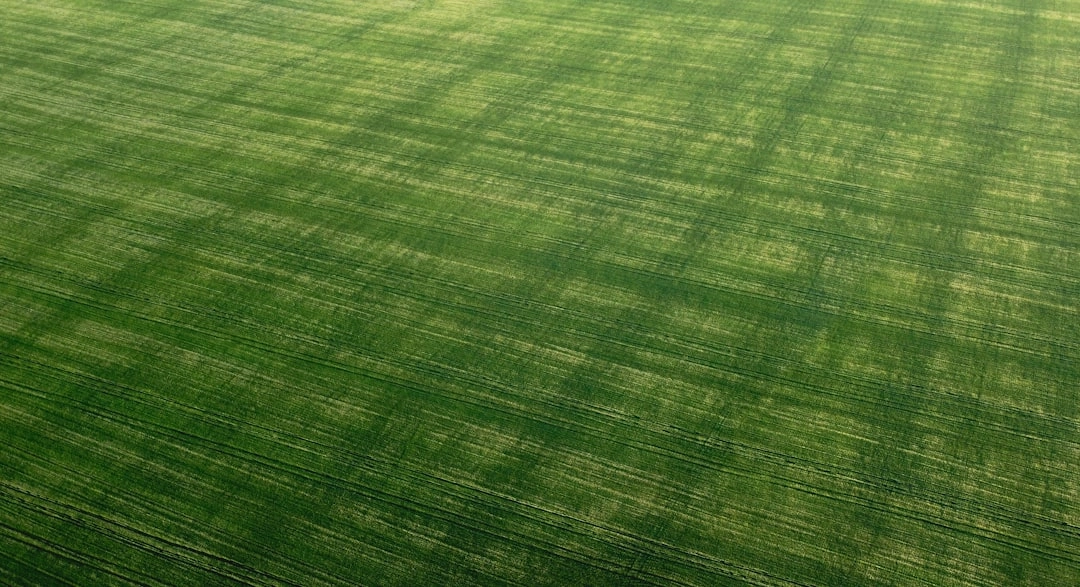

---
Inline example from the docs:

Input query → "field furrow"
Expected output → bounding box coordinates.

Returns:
[1,0,1077,585]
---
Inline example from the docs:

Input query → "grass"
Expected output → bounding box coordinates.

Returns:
[1,0,1078,584]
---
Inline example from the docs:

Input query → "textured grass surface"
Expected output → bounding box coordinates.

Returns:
[1,0,1079,585]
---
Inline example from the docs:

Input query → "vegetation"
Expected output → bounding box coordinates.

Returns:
[1,0,1078,584]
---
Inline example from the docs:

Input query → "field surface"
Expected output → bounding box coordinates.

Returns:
[2,0,1079,585]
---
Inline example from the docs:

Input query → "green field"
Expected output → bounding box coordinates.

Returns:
[1,0,1078,584]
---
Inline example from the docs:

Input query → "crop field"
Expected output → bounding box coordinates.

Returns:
[1,0,1079,584]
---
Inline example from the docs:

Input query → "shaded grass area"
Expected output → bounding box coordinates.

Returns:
[1,0,1078,584]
